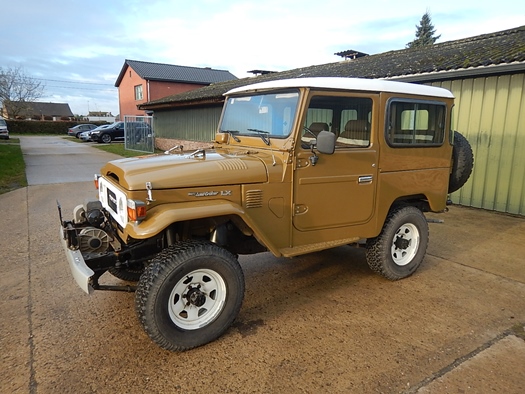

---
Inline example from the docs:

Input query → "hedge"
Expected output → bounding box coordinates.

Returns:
[5,120,110,135]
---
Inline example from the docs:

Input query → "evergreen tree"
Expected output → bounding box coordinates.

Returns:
[406,11,441,48]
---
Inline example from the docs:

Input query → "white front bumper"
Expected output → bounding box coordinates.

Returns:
[59,226,94,294]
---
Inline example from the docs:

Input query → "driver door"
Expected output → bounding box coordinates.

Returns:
[293,94,378,233]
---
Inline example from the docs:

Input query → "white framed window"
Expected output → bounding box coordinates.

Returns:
[387,99,446,146]
[134,85,143,100]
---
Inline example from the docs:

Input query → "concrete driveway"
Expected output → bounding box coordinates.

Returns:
[19,136,121,185]
[1,136,524,393]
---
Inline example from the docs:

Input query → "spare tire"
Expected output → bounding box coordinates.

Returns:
[448,131,474,193]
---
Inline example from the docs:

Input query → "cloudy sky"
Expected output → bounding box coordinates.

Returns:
[1,0,524,116]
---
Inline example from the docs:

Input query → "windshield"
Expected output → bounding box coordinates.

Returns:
[220,90,300,139]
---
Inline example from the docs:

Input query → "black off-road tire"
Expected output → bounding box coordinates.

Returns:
[449,131,474,193]
[135,240,245,351]
[108,265,145,282]
[366,206,429,280]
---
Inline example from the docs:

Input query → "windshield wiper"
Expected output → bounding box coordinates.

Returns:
[247,128,270,145]
[220,130,241,142]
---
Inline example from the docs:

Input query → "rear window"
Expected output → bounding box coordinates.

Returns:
[386,99,446,146]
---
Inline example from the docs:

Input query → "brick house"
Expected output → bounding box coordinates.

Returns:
[114,59,237,117]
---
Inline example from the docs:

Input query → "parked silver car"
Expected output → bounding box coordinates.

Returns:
[0,118,8,139]
[79,131,92,142]
[68,124,98,138]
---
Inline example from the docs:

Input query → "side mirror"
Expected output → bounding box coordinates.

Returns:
[316,130,335,154]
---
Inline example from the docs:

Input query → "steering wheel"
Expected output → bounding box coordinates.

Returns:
[303,126,318,139]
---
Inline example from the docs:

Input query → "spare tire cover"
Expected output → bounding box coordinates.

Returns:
[449,131,474,194]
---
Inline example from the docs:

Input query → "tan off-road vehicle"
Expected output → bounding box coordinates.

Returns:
[59,77,473,351]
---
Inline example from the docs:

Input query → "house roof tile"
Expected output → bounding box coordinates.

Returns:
[140,25,525,109]
[115,60,238,87]
[15,102,74,117]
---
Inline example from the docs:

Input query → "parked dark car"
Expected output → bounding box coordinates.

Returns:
[79,124,110,142]
[90,122,125,143]
[68,124,98,138]
[90,121,152,144]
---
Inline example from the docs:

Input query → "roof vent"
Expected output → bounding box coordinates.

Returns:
[334,50,369,60]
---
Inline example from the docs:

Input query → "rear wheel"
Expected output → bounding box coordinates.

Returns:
[366,206,429,280]
[135,240,244,351]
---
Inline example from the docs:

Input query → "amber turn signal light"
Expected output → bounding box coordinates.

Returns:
[127,199,147,222]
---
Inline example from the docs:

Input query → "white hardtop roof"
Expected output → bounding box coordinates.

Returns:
[225,77,454,99]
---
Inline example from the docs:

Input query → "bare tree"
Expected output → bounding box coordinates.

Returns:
[406,11,441,49]
[0,66,45,119]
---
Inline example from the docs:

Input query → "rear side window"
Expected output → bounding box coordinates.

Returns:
[387,99,446,146]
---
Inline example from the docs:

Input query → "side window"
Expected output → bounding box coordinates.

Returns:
[302,95,372,148]
[387,100,446,146]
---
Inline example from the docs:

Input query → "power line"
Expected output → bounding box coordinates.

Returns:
[45,84,116,92]
[32,77,114,86]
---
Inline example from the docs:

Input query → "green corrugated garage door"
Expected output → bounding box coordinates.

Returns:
[433,73,525,215]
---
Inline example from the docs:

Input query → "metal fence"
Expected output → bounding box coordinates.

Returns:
[124,115,154,153]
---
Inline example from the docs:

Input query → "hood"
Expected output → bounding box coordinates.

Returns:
[101,150,269,190]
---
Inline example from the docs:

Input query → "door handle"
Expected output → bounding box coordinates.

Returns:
[358,175,373,184]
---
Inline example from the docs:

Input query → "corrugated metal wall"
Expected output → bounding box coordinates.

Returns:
[154,106,222,142]
[432,73,525,215]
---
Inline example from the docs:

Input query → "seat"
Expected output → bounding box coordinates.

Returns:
[339,119,369,139]
[307,122,329,136]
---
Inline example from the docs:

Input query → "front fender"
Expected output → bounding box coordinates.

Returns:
[125,200,244,239]
[123,200,280,255]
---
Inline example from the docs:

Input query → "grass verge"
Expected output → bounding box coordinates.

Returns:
[93,143,159,157]
[0,139,28,194]
[67,135,160,157]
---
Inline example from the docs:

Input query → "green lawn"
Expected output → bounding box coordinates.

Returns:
[67,136,161,157]
[93,142,160,157]
[0,138,27,194]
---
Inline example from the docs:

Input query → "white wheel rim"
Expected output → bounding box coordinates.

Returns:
[168,269,227,330]
[391,223,420,266]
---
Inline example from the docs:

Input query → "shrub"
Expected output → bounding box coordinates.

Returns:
[5,120,109,135]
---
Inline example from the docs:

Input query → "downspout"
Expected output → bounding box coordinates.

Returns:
[147,80,150,112]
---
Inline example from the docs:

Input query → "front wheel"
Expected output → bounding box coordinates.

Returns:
[99,133,112,143]
[365,206,429,280]
[135,240,245,351]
